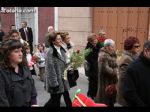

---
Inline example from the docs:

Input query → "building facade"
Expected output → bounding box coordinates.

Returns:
[1,7,150,51]
[0,7,54,46]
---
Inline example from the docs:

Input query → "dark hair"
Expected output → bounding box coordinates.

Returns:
[37,43,45,51]
[60,32,69,40]
[87,34,97,43]
[144,40,150,51]
[9,29,19,37]
[48,31,61,44]
[124,36,140,50]
[0,39,26,68]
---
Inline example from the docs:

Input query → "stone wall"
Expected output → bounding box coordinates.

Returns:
[58,7,92,50]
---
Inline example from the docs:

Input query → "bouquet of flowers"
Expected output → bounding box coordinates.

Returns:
[70,48,92,69]
[63,48,92,81]
[96,32,107,47]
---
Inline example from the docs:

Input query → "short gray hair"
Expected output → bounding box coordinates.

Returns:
[104,39,115,47]
[48,26,54,32]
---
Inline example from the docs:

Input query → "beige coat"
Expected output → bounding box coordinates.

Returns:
[117,50,137,106]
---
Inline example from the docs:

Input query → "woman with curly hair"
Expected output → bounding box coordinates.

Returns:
[9,30,37,76]
[117,36,140,106]
[0,39,37,106]
[44,32,72,107]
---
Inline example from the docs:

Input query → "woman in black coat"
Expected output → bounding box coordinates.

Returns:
[9,29,37,76]
[85,34,101,100]
[0,39,37,107]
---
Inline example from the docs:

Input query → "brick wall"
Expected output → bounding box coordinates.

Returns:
[0,7,15,33]
[38,7,54,43]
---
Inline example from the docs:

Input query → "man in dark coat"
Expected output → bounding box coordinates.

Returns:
[19,21,33,54]
[123,40,150,106]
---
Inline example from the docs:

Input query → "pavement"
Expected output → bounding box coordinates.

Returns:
[33,66,88,107]
[33,66,121,107]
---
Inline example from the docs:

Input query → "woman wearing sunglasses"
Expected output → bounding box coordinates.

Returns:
[117,36,140,106]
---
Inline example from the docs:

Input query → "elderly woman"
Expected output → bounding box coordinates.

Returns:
[0,39,37,107]
[44,32,72,107]
[96,39,118,107]
[117,36,140,106]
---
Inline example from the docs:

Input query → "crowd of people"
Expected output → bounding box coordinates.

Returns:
[0,21,150,107]
[84,33,150,107]
[0,21,75,107]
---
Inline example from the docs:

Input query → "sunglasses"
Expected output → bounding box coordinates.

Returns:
[134,45,140,48]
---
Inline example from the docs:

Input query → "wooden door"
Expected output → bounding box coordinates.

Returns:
[93,7,150,51]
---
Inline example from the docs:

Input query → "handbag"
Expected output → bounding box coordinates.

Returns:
[67,69,79,88]
[105,84,117,97]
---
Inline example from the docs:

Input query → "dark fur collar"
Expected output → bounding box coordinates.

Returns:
[51,44,66,59]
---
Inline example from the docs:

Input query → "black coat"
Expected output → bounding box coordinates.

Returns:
[123,52,150,106]
[0,65,37,107]
[85,42,101,78]
[0,31,5,42]
[19,27,33,44]
[85,42,101,97]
